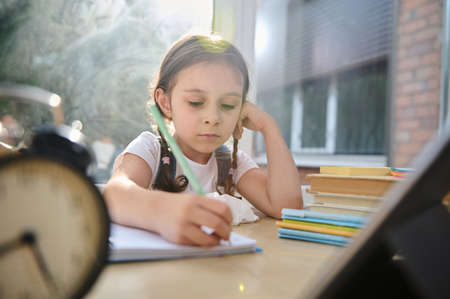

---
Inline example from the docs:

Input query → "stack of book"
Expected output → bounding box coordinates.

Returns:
[277,208,366,246]
[305,166,402,217]
[390,167,414,178]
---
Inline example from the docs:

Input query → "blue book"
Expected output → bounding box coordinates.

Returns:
[282,208,367,223]
[278,228,350,243]
[278,232,347,246]
[281,215,364,228]
[278,228,349,246]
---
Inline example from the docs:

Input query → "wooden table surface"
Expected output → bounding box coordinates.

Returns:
[86,218,341,299]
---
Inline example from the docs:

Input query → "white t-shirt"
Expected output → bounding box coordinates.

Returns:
[92,140,116,169]
[114,131,258,193]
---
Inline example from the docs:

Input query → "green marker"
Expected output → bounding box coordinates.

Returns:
[149,105,205,195]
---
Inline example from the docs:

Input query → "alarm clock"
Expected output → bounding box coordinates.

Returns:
[0,126,110,299]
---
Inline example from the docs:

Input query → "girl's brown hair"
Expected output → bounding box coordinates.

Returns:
[149,34,250,195]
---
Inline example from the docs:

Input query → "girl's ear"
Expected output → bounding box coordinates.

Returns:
[233,103,246,139]
[155,88,172,118]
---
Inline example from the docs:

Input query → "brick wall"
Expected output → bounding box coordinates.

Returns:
[393,0,443,167]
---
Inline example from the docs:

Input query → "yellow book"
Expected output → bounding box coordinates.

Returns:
[282,219,359,232]
[307,189,382,208]
[278,220,359,237]
[320,166,391,176]
[307,174,401,197]
[276,221,357,237]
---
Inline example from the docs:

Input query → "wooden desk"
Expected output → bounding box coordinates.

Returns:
[86,218,341,299]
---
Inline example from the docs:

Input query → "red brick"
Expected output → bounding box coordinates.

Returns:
[398,34,414,47]
[412,129,435,142]
[398,48,408,59]
[415,2,442,18]
[422,52,441,65]
[395,95,412,107]
[402,0,429,10]
[426,78,440,89]
[416,104,439,117]
[397,56,422,71]
[420,117,439,129]
[397,70,414,83]
[400,12,416,25]
[415,26,440,43]
[433,38,441,50]
[427,13,442,26]
[398,81,427,94]
[407,41,433,56]
[398,119,421,129]
[396,107,416,119]
[400,18,427,34]
[413,91,439,104]
[416,65,439,80]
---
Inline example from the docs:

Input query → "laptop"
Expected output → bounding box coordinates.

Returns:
[303,123,450,299]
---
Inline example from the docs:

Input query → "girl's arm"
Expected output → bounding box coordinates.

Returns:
[103,153,232,246]
[235,102,303,219]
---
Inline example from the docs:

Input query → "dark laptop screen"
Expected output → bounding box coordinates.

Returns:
[304,123,450,299]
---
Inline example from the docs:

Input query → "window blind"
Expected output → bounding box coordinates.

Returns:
[284,0,393,86]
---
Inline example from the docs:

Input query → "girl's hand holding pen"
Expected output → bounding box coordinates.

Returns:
[153,194,232,247]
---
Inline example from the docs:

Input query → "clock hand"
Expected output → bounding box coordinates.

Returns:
[0,234,25,258]
[0,231,58,292]
[0,231,40,257]
[22,231,59,293]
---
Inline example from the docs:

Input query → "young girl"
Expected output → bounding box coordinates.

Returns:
[104,34,302,247]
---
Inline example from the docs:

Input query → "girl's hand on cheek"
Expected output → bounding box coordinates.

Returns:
[155,194,232,247]
[234,101,274,139]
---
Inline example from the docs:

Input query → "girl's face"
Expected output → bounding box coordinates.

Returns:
[158,61,244,164]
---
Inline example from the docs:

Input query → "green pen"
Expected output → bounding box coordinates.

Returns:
[149,104,205,195]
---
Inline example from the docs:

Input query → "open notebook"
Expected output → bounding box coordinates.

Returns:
[108,224,258,262]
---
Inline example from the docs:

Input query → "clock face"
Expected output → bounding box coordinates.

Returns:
[0,156,110,299]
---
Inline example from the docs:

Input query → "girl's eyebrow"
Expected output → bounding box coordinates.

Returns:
[183,89,242,98]
[222,92,242,98]
[183,88,205,94]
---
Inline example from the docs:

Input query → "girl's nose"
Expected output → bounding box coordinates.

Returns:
[203,106,220,125]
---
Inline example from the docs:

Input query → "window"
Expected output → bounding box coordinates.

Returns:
[0,0,213,182]
[290,61,387,155]
[254,0,393,166]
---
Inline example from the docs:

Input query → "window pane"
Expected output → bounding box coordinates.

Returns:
[336,62,387,154]
[0,0,213,182]
[301,79,329,148]
[256,86,294,154]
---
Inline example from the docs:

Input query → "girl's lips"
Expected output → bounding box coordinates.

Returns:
[198,134,220,140]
